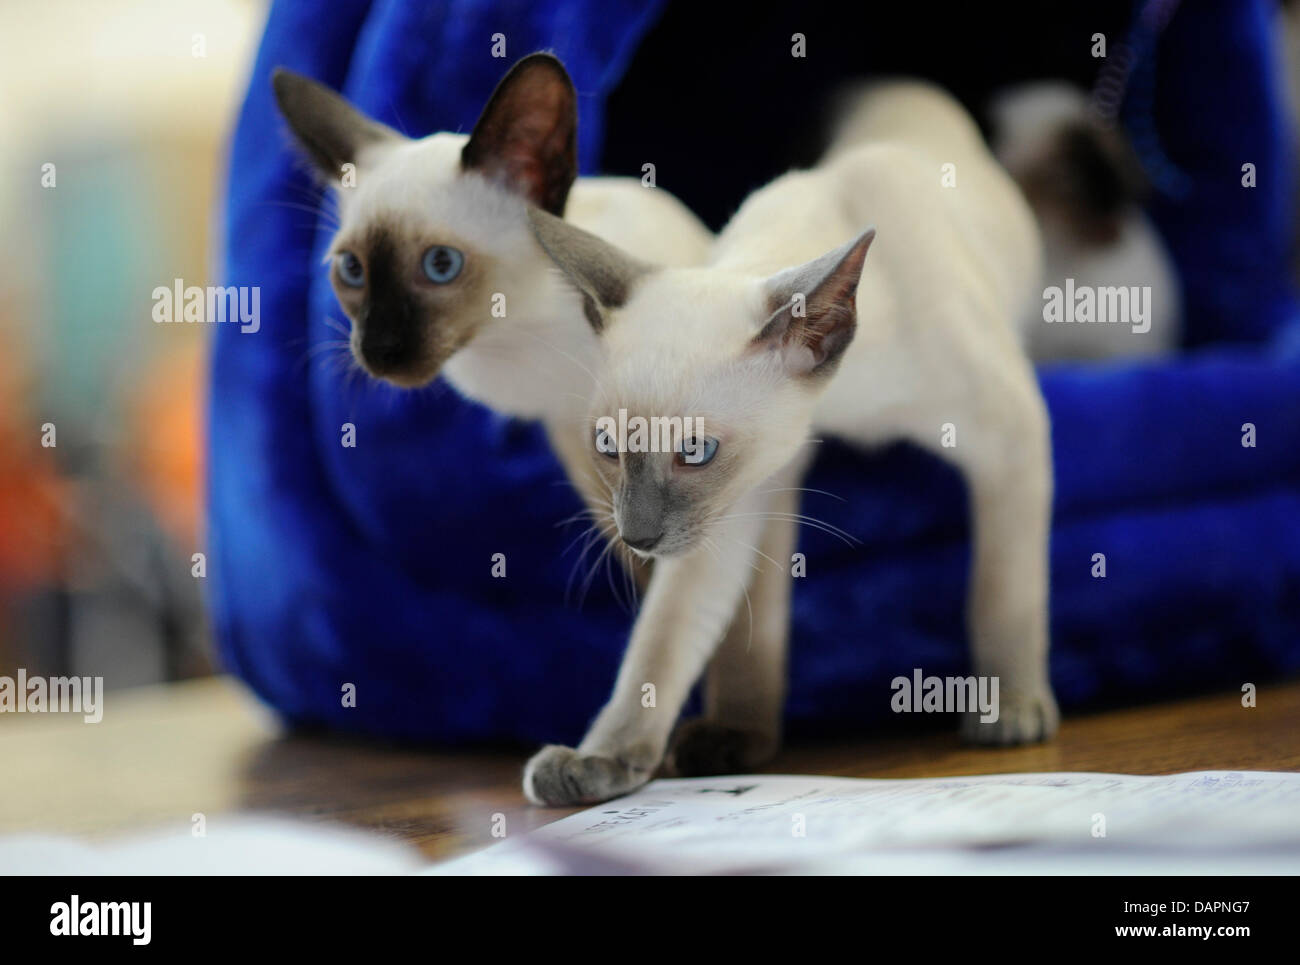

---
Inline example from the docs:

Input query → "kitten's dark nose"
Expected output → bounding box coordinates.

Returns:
[359,328,415,371]
[362,337,405,368]
[622,530,663,552]
[357,270,420,374]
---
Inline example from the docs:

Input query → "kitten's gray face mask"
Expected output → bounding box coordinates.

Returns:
[593,434,735,558]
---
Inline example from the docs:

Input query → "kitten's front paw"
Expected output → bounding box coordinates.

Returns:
[960,688,1059,745]
[523,744,655,806]
[668,720,779,777]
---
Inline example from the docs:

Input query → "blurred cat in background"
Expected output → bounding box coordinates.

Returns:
[989,81,1181,362]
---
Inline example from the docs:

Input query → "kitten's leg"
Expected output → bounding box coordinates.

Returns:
[524,513,764,806]
[928,385,1058,744]
[669,483,802,776]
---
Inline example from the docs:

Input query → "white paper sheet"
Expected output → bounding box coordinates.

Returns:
[429,771,1300,875]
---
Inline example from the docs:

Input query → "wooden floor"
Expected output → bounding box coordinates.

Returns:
[1,676,1297,862]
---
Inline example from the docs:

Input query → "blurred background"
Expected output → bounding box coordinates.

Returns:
[0,0,267,693]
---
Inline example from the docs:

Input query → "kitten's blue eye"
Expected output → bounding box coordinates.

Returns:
[594,427,619,458]
[679,436,719,466]
[422,245,464,283]
[336,251,365,288]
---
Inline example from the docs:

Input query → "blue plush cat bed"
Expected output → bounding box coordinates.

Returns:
[210,0,1300,745]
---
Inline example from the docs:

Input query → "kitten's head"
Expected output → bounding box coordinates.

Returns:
[272,54,578,386]
[990,82,1148,247]
[531,209,873,557]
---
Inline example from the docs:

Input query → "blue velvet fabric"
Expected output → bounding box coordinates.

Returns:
[211,0,1300,746]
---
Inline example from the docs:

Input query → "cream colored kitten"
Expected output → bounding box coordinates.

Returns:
[526,82,1057,806]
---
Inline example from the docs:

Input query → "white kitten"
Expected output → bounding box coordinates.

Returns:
[526,82,1057,806]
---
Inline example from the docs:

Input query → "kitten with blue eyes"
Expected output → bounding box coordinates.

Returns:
[525,81,1057,806]
[271,54,712,513]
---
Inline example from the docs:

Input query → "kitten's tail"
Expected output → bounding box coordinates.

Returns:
[821,78,988,162]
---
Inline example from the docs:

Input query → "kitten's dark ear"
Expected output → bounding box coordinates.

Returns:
[271,68,400,182]
[462,53,578,215]
[528,208,652,332]
[754,228,875,377]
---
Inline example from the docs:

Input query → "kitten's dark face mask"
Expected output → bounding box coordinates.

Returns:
[329,224,488,388]
[272,54,579,388]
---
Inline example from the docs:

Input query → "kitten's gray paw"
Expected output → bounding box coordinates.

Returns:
[668,720,779,776]
[960,688,1059,745]
[523,744,655,806]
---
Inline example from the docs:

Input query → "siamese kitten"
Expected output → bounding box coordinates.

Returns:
[525,81,1056,806]
[271,54,712,510]
[989,82,1181,361]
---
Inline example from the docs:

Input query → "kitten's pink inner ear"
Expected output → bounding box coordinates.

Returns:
[755,228,875,375]
[810,229,874,317]
[495,89,574,203]
[462,58,578,214]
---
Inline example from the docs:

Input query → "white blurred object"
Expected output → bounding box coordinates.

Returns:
[990,82,1182,362]
[0,817,422,875]
[432,772,1300,876]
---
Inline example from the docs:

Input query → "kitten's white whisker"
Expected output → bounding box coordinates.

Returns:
[713,511,860,547]
[322,316,352,338]
[578,537,619,609]
[755,485,846,503]
[564,521,614,604]
[713,530,782,574]
[701,534,756,652]
[517,329,599,386]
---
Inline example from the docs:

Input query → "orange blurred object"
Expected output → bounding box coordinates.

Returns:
[122,342,206,553]
[0,344,70,593]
